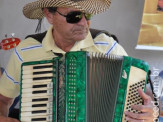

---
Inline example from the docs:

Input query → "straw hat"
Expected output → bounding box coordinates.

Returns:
[23,0,111,19]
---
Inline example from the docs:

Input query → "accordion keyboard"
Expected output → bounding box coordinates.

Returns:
[20,63,54,122]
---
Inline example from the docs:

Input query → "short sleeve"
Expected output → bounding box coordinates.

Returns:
[93,33,128,56]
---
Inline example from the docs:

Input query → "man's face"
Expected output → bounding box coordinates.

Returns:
[47,7,91,43]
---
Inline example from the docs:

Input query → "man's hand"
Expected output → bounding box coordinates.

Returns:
[0,94,19,122]
[125,88,158,122]
[0,116,19,122]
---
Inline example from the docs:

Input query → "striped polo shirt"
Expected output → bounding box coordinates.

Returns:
[0,26,127,98]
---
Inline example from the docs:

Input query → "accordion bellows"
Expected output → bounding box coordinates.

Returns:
[20,51,149,122]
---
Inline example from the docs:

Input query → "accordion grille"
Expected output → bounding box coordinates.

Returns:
[88,54,123,122]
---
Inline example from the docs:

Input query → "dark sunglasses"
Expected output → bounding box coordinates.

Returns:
[56,11,93,24]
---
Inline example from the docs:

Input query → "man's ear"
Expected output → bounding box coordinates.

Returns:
[43,8,54,24]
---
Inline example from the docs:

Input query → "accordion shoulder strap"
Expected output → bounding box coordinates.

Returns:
[89,28,118,42]
[25,31,47,43]
[25,28,118,43]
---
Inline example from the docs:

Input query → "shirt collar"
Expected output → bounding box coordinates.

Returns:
[42,26,94,54]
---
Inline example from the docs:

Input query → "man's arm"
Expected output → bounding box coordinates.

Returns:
[0,94,19,122]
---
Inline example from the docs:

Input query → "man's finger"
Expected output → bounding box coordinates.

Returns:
[0,116,19,122]
[125,116,145,122]
[125,111,150,120]
[138,88,152,105]
[131,105,153,112]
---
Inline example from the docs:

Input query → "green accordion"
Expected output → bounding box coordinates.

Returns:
[20,51,149,122]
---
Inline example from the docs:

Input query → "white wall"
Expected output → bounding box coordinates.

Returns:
[0,0,163,73]
[0,0,37,68]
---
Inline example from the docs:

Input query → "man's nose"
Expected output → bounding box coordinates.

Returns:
[77,15,88,25]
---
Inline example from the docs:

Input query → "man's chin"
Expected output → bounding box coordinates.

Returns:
[74,34,88,41]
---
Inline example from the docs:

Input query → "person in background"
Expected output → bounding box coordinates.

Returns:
[0,0,157,121]
[0,67,2,78]
[0,66,4,78]
[157,70,163,121]
[158,0,163,11]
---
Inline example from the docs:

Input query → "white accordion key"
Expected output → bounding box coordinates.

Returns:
[21,104,53,112]
[21,108,52,117]
[21,95,53,103]
[22,82,53,89]
[22,87,51,93]
[21,88,53,97]
[21,115,52,122]
[23,67,53,75]
[22,73,53,79]
[23,63,53,71]
[22,79,52,84]
[21,106,48,112]
[21,101,52,107]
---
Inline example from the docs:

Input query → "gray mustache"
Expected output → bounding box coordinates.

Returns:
[73,26,88,32]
